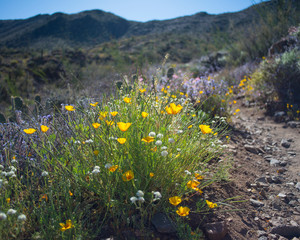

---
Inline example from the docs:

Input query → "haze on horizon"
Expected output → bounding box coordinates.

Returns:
[0,0,260,22]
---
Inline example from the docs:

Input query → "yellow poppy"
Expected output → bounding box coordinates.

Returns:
[149,172,154,178]
[142,112,148,118]
[141,136,155,143]
[90,102,98,107]
[188,125,193,129]
[40,125,49,133]
[176,206,190,216]
[187,180,200,190]
[109,165,119,172]
[139,88,146,93]
[122,170,134,181]
[123,97,131,103]
[59,219,74,232]
[169,196,182,206]
[106,120,114,126]
[165,103,183,115]
[206,200,217,208]
[23,128,36,134]
[65,105,75,111]
[110,111,118,117]
[117,122,131,132]
[199,125,212,134]
[92,123,101,129]
[117,138,126,144]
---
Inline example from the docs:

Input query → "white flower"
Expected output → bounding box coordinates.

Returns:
[153,191,162,200]
[11,160,17,164]
[1,172,7,177]
[94,166,100,170]
[0,212,7,221]
[161,146,167,150]
[177,148,181,152]
[155,140,162,146]
[105,163,112,169]
[177,130,183,134]
[9,166,16,172]
[149,132,156,137]
[74,140,81,144]
[136,190,144,197]
[0,165,4,170]
[86,139,93,143]
[92,169,100,174]
[157,133,163,139]
[130,196,138,204]
[138,197,145,203]
[6,171,15,177]
[10,174,16,178]
[161,150,168,157]
[7,209,17,215]
[184,170,191,175]
[168,138,175,143]
[41,171,49,177]
[17,214,26,222]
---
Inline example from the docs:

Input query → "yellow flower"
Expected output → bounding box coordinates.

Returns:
[106,120,114,126]
[188,125,193,129]
[235,109,240,112]
[167,86,170,89]
[161,111,165,114]
[12,156,16,160]
[199,91,203,94]
[194,173,204,180]
[109,112,117,117]
[233,100,237,104]
[6,198,10,204]
[92,123,101,129]
[165,103,183,115]
[180,92,184,95]
[59,219,74,232]
[40,125,49,133]
[23,128,36,134]
[109,165,119,172]
[171,95,176,98]
[199,125,212,134]
[187,180,200,190]
[206,200,217,209]
[99,111,108,119]
[65,105,75,111]
[151,146,157,152]
[69,190,73,196]
[221,99,225,103]
[169,196,182,206]
[141,136,155,143]
[139,88,146,93]
[149,172,154,178]
[176,206,190,216]
[117,138,126,144]
[161,87,165,92]
[117,122,131,132]
[122,170,134,181]
[142,112,148,118]
[123,97,131,103]
[93,150,99,156]
[40,194,48,202]
[90,102,98,107]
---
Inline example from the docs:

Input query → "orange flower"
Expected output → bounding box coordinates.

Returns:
[69,190,73,196]
[117,138,126,144]
[176,206,190,216]
[141,136,155,143]
[199,125,212,134]
[117,122,131,132]
[92,123,101,129]
[188,125,193,129]
[123,97,131,103]
[109,165,119,172]
[165,103,183,115]
[40,194,48,202]
[41,125,49,133]
[149,172,154,178]
[169,196,182,206]
[187,180,200,190]
[110,111,118,117]
[65,105,75,111]
[194,173,204,180]
[122,170,134,181]
[106,120,114,126]
[23,128,36,134]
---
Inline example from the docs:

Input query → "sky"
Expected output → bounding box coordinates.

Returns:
[0,0,259,22]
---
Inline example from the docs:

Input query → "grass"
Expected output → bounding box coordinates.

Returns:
[0,67,241,239]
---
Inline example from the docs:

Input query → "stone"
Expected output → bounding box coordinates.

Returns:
[244,144,264,154]
[270,158,280,167]
[250,199,264,207]
[287,121,300,128]
[281,139,291,148]
[296,183,300,191]
[271,176,282,184]
[270,225,300,238]
[204,221,228,240]
[258,236,268,240]
[277,193,286,198]
[151,213,176,234]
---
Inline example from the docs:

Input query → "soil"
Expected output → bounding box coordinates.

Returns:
[206,99,300,240]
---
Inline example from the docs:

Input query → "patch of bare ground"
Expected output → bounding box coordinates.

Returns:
[205,100,300,240]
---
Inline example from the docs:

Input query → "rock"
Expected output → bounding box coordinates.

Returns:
[244,144,264,154]
[277,193,287,198]
[257,230,267,237]
[258,236,268,240]
[274,111,286,122]
[270,225,300,238]
[296,183,300,191]
[281,139,291,148]
[204,221,228,240]
[151,213,176,234]
[279,161,287,167]
[271,176,282,184]
[270,158,281,167]
[288,152,296,156]
[256,177,269,187]
[287,121,300,128]
[250,199,264,207]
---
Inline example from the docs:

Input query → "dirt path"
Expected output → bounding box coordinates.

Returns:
[210,100,300,240]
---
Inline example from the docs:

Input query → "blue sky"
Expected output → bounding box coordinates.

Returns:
[0,0,259,22]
